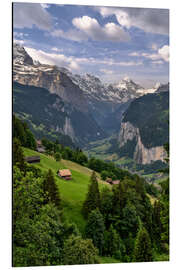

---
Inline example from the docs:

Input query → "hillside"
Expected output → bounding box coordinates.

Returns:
[13,82,105,146]
[122,91,169,148]
[23,147,110,233]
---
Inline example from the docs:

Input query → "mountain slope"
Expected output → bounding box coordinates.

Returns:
[13,43,152,135]
[118,91,169,164]
[13,82,106,146]
[13,43,168,147]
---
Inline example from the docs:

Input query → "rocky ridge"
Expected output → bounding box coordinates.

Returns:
[119,121,166,164]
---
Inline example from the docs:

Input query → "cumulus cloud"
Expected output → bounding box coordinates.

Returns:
[72,16,130,42]
[13,3,52,30]
[98,7,169,35]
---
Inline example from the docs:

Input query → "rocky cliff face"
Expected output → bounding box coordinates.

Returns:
[118,122,166,164]
[13,63,88,113]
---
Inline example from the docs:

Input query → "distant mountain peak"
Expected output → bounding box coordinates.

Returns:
[13,42,33,66]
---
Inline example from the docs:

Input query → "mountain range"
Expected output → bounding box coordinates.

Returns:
[13,43,169,164]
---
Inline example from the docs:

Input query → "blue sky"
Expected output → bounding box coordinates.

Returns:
[13,3,169,87]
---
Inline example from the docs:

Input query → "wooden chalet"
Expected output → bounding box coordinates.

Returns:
[25,156,40,164]
[58,169,72,180]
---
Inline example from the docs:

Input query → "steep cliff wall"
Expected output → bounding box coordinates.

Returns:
[118,122,166,164]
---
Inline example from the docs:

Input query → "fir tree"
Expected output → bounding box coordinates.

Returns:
[25,129,37,150]
[82,171,100,218]
[85,209,105,255]
[152,200,162,248]
[133,226,153,262]
[112,181,125,217]
[43,169,61,209]
[13,138,26,172]
[104,224,120,257]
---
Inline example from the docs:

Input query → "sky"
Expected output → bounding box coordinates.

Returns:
[13,2,169,87]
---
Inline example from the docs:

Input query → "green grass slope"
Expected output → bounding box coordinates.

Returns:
[23,148,109,233]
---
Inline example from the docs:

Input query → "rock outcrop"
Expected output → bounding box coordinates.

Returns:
[118,122,166,164]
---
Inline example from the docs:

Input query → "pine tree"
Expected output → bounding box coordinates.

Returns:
[13,115,27,146]
[85,209,105,256]
[104,224,120,257]
[112,181,125,217]
[13,138,26,172]
[152,200,162,248]
[43,169,61,209]
[25,129,37,150]
[133,226,153,262]
[82,171,100,218]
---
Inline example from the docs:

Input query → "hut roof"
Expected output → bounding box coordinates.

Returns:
[25,156,40,162]
[59,169,72,177]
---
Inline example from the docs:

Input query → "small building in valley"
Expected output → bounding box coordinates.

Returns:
[25,156,40,164]
[106,178,120,185]
[58,169,72,180]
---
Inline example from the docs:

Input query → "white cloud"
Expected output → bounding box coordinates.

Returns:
[98,7,169,35]
[51,29,88,42]
[129,45,169,63]
[13,3,52,30]
[100,8,131,28]
[25,47,80,71]
[158,45,169,62]
[24,47,143,75]
[142,52,160,61]
[41,4,50,9]
[14,39,25,45]
[72,16,130,42]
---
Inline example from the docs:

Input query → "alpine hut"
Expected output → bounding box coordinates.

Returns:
[58,169,72,180]
[25,156,40,164]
